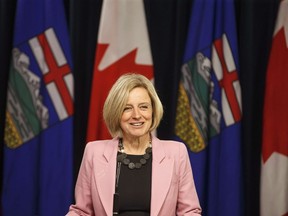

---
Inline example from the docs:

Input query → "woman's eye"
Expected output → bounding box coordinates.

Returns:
[139,105,149,110]
[123,107,132,112]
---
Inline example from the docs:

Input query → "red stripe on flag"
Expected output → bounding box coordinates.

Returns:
[262,27,288,162]
[38,34,74,116]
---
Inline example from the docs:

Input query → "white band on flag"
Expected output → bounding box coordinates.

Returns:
[46,82,68,120]
[29,38,49,74]
[45,28,67,67]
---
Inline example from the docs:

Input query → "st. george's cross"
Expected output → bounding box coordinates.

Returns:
[212,34,242,127]
[29,28,74,120]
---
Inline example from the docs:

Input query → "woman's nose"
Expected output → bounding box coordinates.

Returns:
[132,107,141,118]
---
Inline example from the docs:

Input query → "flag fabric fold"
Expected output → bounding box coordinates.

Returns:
[261,0,288,215]
[86,0,154,142]
[2,0,74,215]
[175,0,243,215]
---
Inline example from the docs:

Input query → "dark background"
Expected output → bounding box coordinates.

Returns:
[0,0,280,215]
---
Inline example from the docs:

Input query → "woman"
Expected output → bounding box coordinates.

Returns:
[66,73,202,216]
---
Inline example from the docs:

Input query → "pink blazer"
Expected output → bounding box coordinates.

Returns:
[66,136,201,216]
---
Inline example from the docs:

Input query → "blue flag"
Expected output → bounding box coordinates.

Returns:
[175,0,243,215]
[2,0,74,215]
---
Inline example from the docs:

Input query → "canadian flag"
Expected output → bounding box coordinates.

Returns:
[261,0,288,215]
[86,0,154,142]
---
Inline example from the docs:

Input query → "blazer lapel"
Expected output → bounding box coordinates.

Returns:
[94,139,118,216]
[150,137,174,216]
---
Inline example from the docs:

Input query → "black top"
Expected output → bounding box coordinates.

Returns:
[117,153,152,216]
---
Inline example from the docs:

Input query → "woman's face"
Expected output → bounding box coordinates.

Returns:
[120,87,153,139]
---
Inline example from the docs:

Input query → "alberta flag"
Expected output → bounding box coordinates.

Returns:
[86,0,154,142]
[175,0,242,215]
[2,0,74,215]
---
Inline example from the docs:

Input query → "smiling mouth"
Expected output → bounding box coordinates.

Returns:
[130,122,144,126]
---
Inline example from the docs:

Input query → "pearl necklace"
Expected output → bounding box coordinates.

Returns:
[117,138,152,169]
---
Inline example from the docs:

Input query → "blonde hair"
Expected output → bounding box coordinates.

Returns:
[103,73,163,137]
